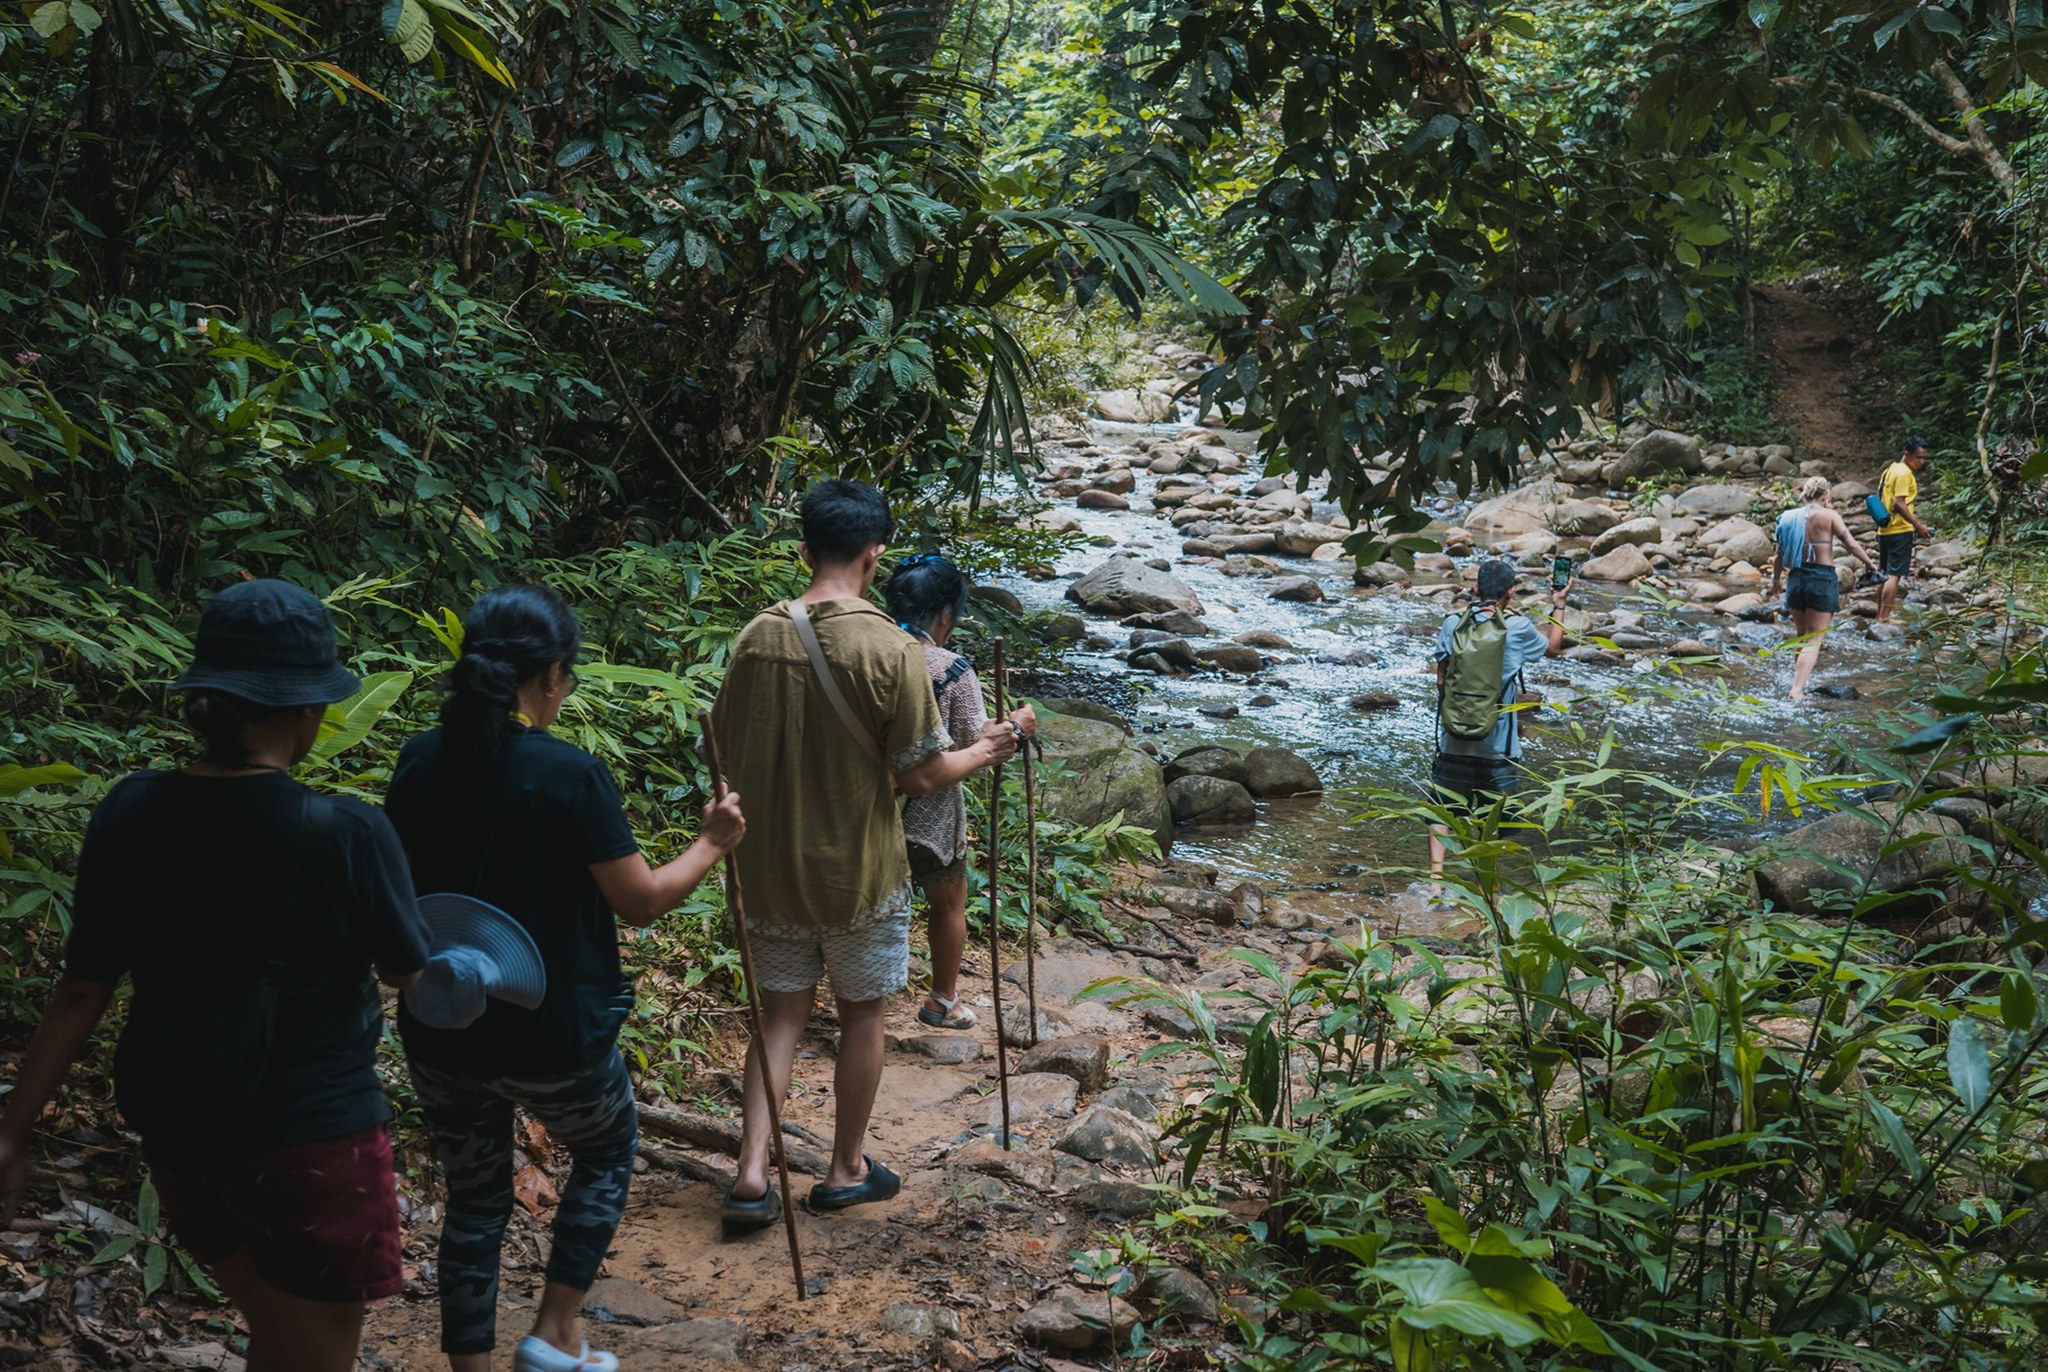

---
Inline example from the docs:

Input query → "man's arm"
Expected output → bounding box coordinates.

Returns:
[0,976,118,1227]
[1898,494,1930,537]
[895,722,1018,797]
[1538,587,1569,657]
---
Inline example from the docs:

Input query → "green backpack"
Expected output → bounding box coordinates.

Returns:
[1440,608,1511,741]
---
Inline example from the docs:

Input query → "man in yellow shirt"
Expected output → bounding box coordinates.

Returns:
[1876,436,1931,623]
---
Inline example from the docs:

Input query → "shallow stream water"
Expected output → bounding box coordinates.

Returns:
[988,417,1937,914]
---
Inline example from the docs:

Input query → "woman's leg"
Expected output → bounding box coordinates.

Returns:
[1788,605,1820,700]
[921,871,971,1009]
[211,1249,365,1372]
[517,1052,642,1359]
[411,1062,519,1370]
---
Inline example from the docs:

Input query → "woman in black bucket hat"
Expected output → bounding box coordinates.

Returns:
[0,578,433,1372]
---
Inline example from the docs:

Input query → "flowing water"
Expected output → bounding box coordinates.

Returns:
[989,418,1938,913]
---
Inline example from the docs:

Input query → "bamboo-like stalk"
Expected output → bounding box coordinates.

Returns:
[696,711,804,1300]
[986,638,1013,1147]
[1022,728,1040,1047]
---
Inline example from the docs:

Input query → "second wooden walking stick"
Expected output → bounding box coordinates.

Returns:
[697,710,805,1301]
[986,638,1014,1148]
[1022,713,1041,1048]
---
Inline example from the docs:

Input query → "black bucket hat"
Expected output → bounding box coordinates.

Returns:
[170,579,361,707]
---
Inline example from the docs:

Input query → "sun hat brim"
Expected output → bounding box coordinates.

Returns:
[170,661,362,708]
[413,893,548,1011]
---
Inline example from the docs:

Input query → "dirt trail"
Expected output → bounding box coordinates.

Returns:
[360,877,1294,1371]
[1753,277,1897,479]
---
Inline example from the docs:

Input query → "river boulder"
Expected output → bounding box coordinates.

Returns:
[1754,802,1974,917]
[1091,388,1175,424]
[1547,499,1623,536]
[1067,558,1204,617]
[1673,483,1755,518]
[1268,575,1326,602]
[1242,746,1323,797]
[1589,516,1663,555]
[1030,696,1130,733]
[1275,520,1349,556]
[1036,709,1173,851]
[1464,491,1551,536]
[1577,543,1654,583]
[1167,775,1258,826]
[1165,745,1251,788]
[1605,429,1704,486]
[1195,644,1265,674]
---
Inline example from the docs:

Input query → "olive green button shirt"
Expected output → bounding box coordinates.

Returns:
[711,598,945,937]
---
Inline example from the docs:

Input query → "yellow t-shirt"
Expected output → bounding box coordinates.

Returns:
[1879,461,1918,535]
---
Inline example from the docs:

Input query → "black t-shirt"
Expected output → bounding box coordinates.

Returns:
[386,727,640,1077]
[64,770,429,1165]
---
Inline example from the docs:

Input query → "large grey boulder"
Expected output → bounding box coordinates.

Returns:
[1589,516,1663,555]
[1166,775,1257,826]
[1052,1104,1160,1168]
[1464,491,1551,536]
[1067,559,1204,617]
[1036,709,1172,851]
[1018,1287,1141,1351]
[1091,388,1175,424]
[1577,543,1654,583]
[1673,483,1755,518]
[1547,499,1623,536]
[1755,802,1973,916]
[1165,745,1250,788]
[1606,429,1704,486]
[1274,520,1349,556]
[1716,527,1777,567]
[1241,746,1323,797]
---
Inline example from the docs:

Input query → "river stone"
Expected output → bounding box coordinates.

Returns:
[1078,489,1130,511]
[1129,652,1173,674]
[1124,610,1211,636]
[1092,468,1136,494]
[1242,746,1323,797]
[1036,614,1087,644]
[1167,775,1257,826]
[1165,745,1250,787]
[1067,559,1204,617]
[1464,492,1551,536]
[971,584,1024,614]
[1094,1085,1160,1120]
[1667,639,1718,657]
[1017,1036,1111,1092]
[994,1072,1081,1131]
[1351,691,1399,712]
[1354,560,1409,588]
[1589,516,1664,555]
[1032,696,1130,732]
[1235,630,1294,649]
[1268,575,1326,602]
[1195,643,1264,674]
[1577,544,1654,582]
[1605,429,1703,485]
[1755,802,1974,917]
[1547,499,1623,536]
[1018,1286,1141,1351]
[1035,709,1172,850]
[1275,520,1348,556]
[1717,526,1776,566]
[1714,592,1765,616]
[1052,1104,1160,1168]
[1092,388,1175,423]
[1674,483,1754,518]
[900,1034,982,1065]
[1141,1265,1221,1323]
[1148,451,1186,474]
[1068,1174,1157,1217]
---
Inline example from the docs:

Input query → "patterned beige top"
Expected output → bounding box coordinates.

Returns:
[901,641,990,868]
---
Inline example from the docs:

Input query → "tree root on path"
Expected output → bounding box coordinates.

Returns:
[636,1102,830,1177]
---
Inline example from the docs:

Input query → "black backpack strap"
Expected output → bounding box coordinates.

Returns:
[932,654,973,702]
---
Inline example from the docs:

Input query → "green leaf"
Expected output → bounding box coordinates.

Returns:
[1895,715,1975,754]
[312,672,412,760]
[0,763,88,798]
[30,2,70,38]
[1376,1259,1544,1346]
[142,1241,168,1297]
[384,0,435,63]
[1422,1197,1472,1253]
[1999,972,2039,1032]
[1947,1017,1990,1113]
[1869,1099,1926,1180]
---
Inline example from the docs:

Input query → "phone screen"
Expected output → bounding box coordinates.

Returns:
[1551,555,1572,591]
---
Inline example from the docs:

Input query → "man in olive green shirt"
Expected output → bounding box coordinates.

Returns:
[712,479,1022,1230]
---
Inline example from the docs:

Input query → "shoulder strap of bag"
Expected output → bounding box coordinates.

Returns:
[788,599,888,771]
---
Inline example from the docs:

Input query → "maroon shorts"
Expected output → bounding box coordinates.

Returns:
[150,1121,403,1303]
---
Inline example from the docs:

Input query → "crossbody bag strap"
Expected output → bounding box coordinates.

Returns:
[788,599,888,771]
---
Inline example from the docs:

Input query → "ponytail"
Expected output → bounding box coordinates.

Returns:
[184,690,276,767]
[884,552,971,638]
[440,584,582,766]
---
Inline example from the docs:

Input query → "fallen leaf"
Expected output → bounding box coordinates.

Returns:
[513,1165,559,1216]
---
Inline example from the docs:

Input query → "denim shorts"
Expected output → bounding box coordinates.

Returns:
[752,907,913,1003]
[1785,565,1842,614]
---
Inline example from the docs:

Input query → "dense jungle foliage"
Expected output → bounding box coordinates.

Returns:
[3,0,2048,1366]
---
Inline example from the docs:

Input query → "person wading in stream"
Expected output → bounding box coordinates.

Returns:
[1875,436,1932,624]
[0,580,432,1372]
[1771,477,1878,704]
[1428,558,1568,888]
[386,585,744,1372]
[883,551,1038,1030]
[711,479,1021,1233]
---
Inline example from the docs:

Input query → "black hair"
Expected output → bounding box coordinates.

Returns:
[884,553,971,636]
[442,584,581,765]
[800,478,894,564]
[184,690,292,768]
[1903,435,1930,454]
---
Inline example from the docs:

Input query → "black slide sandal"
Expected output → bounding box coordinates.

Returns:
[806,1156,901,1213]
[721,1181,783,1235]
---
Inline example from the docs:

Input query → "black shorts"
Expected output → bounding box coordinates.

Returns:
[1785,565,1841,614]
[1878,531,1915,580]
[907,840,966,887]
[1429,754,1520,814]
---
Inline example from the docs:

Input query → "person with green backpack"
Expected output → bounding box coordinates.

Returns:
[1429,559,1569,884]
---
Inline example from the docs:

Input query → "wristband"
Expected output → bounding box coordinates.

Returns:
[1010,721,1025,746]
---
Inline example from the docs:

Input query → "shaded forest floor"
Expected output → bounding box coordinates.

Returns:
[1753,274,1911,478]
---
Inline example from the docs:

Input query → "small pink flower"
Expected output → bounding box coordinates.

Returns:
[13,351,40,367]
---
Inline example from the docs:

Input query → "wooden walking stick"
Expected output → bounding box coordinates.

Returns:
[986,638,1014,1148]
[697,710,805,1301]
[1022,716,1041,1048]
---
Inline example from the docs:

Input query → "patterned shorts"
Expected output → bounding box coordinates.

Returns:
[752,908,913,1003]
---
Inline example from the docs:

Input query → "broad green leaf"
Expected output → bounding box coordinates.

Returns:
[2000,972,2039,1032]
[0,763,88,798]
[1868,1099,1926,1180]
[1947,1017,1990,1113]
[313,672,412,760]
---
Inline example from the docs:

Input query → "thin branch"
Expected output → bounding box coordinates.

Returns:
[595,330,736,532]
[1772,74,1970,158]
[1927,59,2018,195]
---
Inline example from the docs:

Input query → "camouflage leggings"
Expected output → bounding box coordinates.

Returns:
[411,1053,639,1355]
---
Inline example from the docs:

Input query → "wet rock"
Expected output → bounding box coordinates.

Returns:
[1141,1265,1221,1323]
[1688,580,1729,601]
[1129,651,1173,674]
[1717,527,1776,566]
[1755,802,1973,917]
[1018,1286,1141,1351]
[1577,544,1654,582]
[1235,629,1294,649]
[1124,609,1211,636]
[1589,516,1663,555]
[1242,746,1323,797]
[1276,520,1349,556]
[1032,696,1131,732]
[1145,883,1237,924]
[1197,703,1239,719]
[1034,709,1172,850]
[1673,483,1755,518]
[1248,693,1279,707]
[1351,691,1400,712]
[1196,644,1265,674]
[1129,634,1199,670]
[1068,558,1204,616]
[1188,531,1278,557]
[1354,560,1410,588]
[1868,621,1906,642]
[1606,429,1703,485]
[1547,499,1622,536]
[1078,489,1131,511]
[1268,575,1326,602]
[1092,468,1137,494]
[1667,639,1718,657]
[1148,451,1187,475]
[1053,1104,1160,1168]
[1093,388,1176,423]
[1034,614,1087,645]
[1017,1036,1112,1093]
[995,1072,1081,1131]
[1563,645,1625,665]
[1167,775,1258,826]
[1165,745,1250,787]
[1714,592,1765,616]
